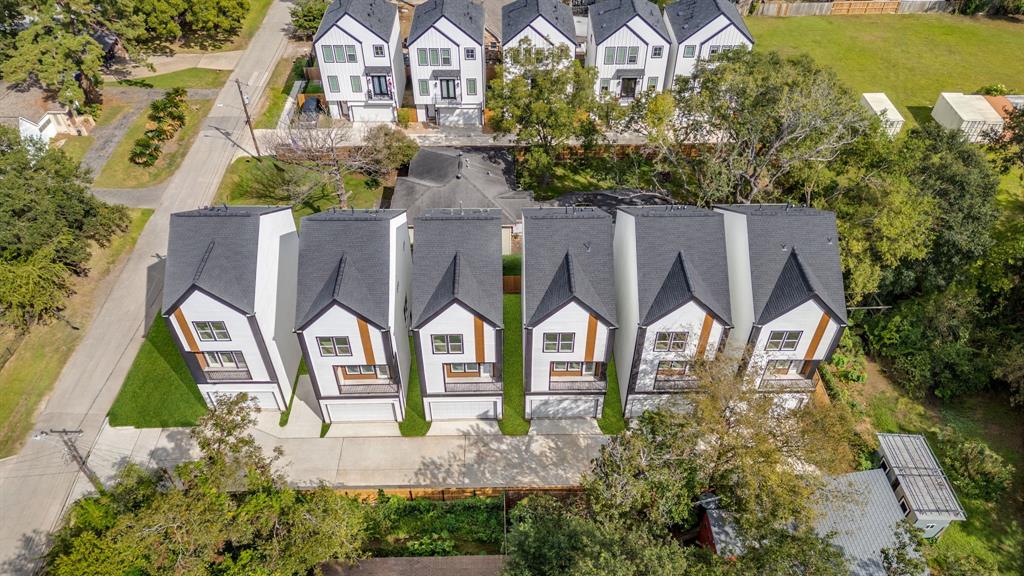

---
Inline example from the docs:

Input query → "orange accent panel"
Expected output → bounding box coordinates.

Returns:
[584,315,598,362]
[358,319,375,365]
[474,317,485,362]
[802,313,831,377]
[694,313,714,358]
[172,308,199,352]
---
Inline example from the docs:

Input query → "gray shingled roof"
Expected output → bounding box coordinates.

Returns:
[817,470,925,576]
[163,206,288,314]
[878,433,966,522]
[716,204,847,326]
[314,0,397,43]
[664,0,752,45]
[589,0,671,46]
[408,0,485,45]
[295,210,404,330]
[412,209,503,328]
[620,206,731,327]
[502,0,576,46]
[522,207,617,327]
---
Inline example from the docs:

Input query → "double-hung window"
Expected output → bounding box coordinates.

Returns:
[626,46,638,65]
[765,330,801,351]
[646,77,659,91]
[542,333,575,353]
[432,334,463,354]
[599,78,610,93]
[350,75,362,93]
[345,45,357,62]
[466,78,477,96]
[440,48,451,66]
[193,321,230,341]
[373,44,385,57]
[653,332,687,352]
[317,336,352,357]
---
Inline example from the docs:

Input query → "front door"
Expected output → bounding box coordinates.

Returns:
[440,79,457,100]
[620,77,638,98]
[371,75,388,97]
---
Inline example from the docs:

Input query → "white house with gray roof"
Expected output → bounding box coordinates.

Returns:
[877,433,966,539]
[663,0,753,86]
[313,0,405,122]
[162,206,300,411]
[522,207,617,419]
[412,209,505,420]
[409,0,486,126]
[502,0,578,69]
[613,206,732,418]
[294,210,412,423]
[585,0,672,100]
[715,204,847,408]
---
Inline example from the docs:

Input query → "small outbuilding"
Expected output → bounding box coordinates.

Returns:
[877,433,966,539]
[931,92,1004,143]
[860,93,904,137]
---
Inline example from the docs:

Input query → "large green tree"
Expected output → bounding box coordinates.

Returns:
[289,0,329,39]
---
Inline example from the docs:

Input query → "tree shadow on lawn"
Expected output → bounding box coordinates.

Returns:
[906,106,937,128]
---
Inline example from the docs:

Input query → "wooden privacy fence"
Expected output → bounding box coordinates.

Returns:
[754,0,951,15]
[334,485,583,503]
[503,275,521,294]
[832,0,899,13]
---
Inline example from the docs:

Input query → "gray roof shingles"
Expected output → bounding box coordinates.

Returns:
[523,207,617,327]
[412,209,504,329]
[502,0,576,46]
[315,0,397,43]
[295,210,404,330]
[664,0,752,45]
[716,204,847,326]
[163,206,288,315]
[877,433,966,521]
[589,0,671,46]
[620,206,731,327]
[409,0,485,45]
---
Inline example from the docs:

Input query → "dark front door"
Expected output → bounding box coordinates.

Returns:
[620,77,638,98]
[440,79,457,100]
[371,75,389,97]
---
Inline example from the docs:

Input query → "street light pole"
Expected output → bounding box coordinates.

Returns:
[236,78,262,157]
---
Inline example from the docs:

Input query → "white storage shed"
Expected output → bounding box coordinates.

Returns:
[860,93,905,137]
[931,92,1004,143]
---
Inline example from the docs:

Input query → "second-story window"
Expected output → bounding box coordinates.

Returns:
[682,45,696,58]
[417,48,428,66]
[465,47,476,60]
[651,45,663,58]
[317,336,352,357]
[765,330,802,351]
[428,48,440,66]
[373,44,385,57]
[194,321,230,341]
[321,44,335,63]
[432,334,463,354]
[626,46,638,65]
[440,48,452,66]
[653,331,687,352]
[542,333,575,353]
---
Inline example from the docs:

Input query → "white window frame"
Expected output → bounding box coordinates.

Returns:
[599,78,610,93]
[350,75,362,93]
[418,79,430,96]
[765,359,803,377]
[647,77,659,91]
[654,332,687,352]
[327,75,340,93]
[465,47,476,60]
[466,78,477,96]
[626,46,639,65]
[193,321,230,341]
[765,330,802,351]
[204,351,246,370]
[440,48,451,66]
[542,332,575,353]
[432,334,464,354]
[651,45,663,58]
[317,336,352,357]
[373,44,385,58]
[683,45,696,58]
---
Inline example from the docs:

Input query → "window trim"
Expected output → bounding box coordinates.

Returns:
[542,332,575,353]
[765,330,802,351]
[432,334,464,354]
[651,45,663,58]
[417,48,428,66]
[204,351,246,370]
[464,47,476,60]
[327,75,340,93]
[440,48,451,66]
[466,78,477,96]
[193,321,230,342]
[345,45,357,63]
[603,46,614,65]
[626,46,639,65]
[764,359,804,377]
[656,360,693,380]
[350,75,362,93]
[428,48,440,66]
[373,44,385,58]
[418,79,430,96]
[599,78,610,93]
[317,336,352,357]
[682,44,696,58]
[653,331,688,352]
[647,76,659,91]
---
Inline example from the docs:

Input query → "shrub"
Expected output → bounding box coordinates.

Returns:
[977,83,1011,96]
[397,107,416,128]
[406,533,456,556]
[129,137,161,166]
[929,548,998,576]
[936,427,1015,500]
[503,253,522,276]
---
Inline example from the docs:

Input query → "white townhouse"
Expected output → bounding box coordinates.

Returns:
[522,207,617,419]
[162,207,301,410]
[408,0,486,126]
[501,0,577,70]
[716,204,848,409]
[294,210,412,423]
[613,206,732,419]
[663,0,753,86]
[313,0,405,121]
[585,0,672,100]
[411,209,505,420]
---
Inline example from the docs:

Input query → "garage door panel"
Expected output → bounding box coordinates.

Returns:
[352,105,394,122]
[530,398,600,419]
[326,402,397,422]
[429,400,497,420]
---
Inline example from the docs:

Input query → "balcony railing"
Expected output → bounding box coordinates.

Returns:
[653,378,699,392]
[366,89,393,102]
[338,382,399,395]
[204,369,252,382]
[759,378,816,392]
[444,380,503,393]
[432,94,463,107]
[549,379,606,392]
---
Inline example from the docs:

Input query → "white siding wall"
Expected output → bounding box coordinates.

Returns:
[409,17,485,123]
[717,209,755,358]
[315,14,401,120]
[503,18,575,77]
[634,301,725,392]
[418,303,498,395]
[390,215,412,408]
[302,305,388,396]
[172,292,270,382]
[747,299,840,387]
[667,16,751,85]
[588,17,670,97]
[254,210,300,401]
[528,301,610,392]
[612,212,639,411]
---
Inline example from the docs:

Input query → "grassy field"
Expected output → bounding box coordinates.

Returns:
[499,294,529,435]
[119,68,231,90]
[94,99,214,189]
[747,15,1024,126]
[52,103,131,165]
[0,209,153,457]
[255,57,306,129]
[108,317,208,428]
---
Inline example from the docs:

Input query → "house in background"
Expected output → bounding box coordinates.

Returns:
[716,204,847,409]
[294,210,412,423]
[502,0,578,70]
[613,206,732,419]
[408,0,487,126]
[411,209,505,420]
[313,0,404,122]
[860,93,905,137]
[522,207,617,419]
[585,0,672,100]
[877,433,967,539]
[162,206,300,410]
[663,0,753,87]
[931,92,1004,143]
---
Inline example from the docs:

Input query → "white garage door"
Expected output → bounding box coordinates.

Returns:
[326,402,397,422]
[208,391,280,410]
[531,398,600,419]
[351,105,394,122]
[437,107,478,127]
[429,400,498,420]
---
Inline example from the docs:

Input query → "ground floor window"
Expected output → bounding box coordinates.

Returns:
[764,359,804,377]
[551,361,596,376]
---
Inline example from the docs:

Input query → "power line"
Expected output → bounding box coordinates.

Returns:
[235,79,262,157]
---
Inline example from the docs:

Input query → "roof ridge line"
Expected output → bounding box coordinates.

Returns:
[193,240,216,283]
[333,254,347,299]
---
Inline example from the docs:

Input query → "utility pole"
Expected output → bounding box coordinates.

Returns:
[236,78,262,158]
[46,429,103,492]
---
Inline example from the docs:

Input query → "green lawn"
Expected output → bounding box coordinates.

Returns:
[118,68,231,90]
[597,358,625,434]
[94,99,214,189]
[108,316,208,428]
[499,294,530,435]
[0,209,153,456]
[399,337,430,436]
[56,135,95,164]
[255,57,306,129]
[534,162,616,200]
[748,15,1024,126]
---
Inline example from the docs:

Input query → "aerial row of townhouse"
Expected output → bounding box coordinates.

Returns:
[162,204,847,423]
[312,0,753,125]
